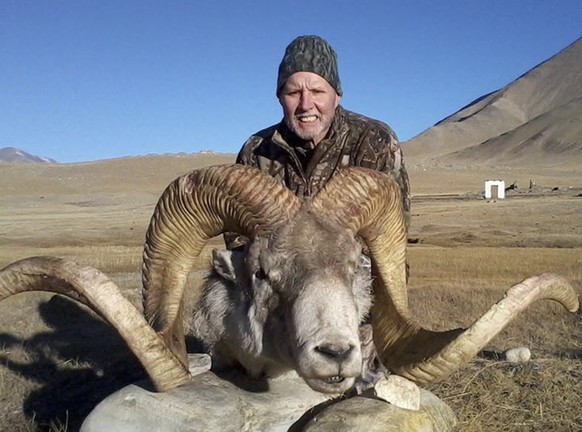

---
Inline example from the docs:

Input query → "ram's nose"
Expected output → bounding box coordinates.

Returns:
[315,342,355,363]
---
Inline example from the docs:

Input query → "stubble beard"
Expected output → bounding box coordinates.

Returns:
[285,113,334,144]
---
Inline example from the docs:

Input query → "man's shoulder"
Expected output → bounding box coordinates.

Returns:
[341,108,398,138]
[242,124,279,150]
[340,107,398,143]
[237,122,284,164]
[241,123,278,148]
[341,109,398,151]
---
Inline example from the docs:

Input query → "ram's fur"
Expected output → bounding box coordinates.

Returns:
[191,210,374,392]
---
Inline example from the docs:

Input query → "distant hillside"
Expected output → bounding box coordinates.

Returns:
[0,147,57,164]
[403,37,582,168]
[0,152,236,197]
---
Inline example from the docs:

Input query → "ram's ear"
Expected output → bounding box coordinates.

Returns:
[211,249,237,282]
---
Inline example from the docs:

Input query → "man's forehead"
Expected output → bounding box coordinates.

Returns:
[282,71,333,90]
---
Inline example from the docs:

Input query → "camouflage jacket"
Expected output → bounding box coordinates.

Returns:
[225,105,410,249]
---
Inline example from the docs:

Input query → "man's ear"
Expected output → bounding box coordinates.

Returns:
[211,249,237,282]
[334,93,341,108]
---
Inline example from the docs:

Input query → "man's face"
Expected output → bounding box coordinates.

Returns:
[279,72,340,145]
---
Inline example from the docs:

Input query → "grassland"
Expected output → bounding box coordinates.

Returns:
[1,155,580,431]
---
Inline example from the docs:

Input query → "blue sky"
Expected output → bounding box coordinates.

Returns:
[2,1,581,163]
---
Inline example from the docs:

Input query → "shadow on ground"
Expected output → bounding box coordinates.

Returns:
[0,296,148,431]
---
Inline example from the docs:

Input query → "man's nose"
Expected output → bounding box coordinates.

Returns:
[298,91,314,111]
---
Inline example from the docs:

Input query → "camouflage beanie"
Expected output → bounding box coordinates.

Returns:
[276,35,343,97]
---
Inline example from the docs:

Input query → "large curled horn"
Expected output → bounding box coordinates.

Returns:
[0,165,300,392]
[142,164,301,367]
[391,273,579,384]
[0,256,190,391]
[310,167,579,385]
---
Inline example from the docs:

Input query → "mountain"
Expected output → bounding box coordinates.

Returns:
[403,38,582,168]
[0,147,57,164]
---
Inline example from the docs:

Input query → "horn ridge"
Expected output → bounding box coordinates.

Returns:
[142,164,300,364]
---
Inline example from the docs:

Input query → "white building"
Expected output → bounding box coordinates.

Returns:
[484,180,505,199]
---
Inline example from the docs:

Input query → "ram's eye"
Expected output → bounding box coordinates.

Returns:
[254,267,268,281]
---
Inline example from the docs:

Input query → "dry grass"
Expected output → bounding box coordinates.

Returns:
[0,156,580,431]
[406,247,582,431]
[431,358,582,431]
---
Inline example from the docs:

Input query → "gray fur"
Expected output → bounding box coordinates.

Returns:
[191,208,373,393]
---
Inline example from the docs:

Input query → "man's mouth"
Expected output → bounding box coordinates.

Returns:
[297,115,318,123]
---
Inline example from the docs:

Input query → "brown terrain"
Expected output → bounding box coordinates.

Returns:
[403,37,582,169]
[1,38,581,431]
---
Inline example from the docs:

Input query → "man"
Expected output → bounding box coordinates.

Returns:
[225,35,409,386]
[226,35,410,250]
